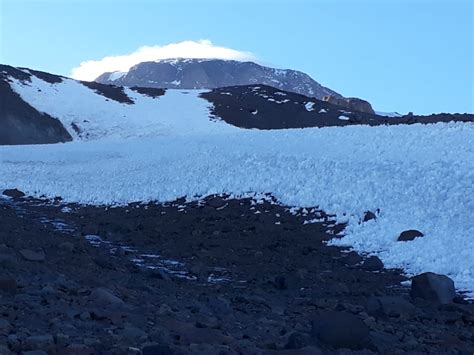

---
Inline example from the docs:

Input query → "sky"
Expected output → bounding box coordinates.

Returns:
[0,0,472,114]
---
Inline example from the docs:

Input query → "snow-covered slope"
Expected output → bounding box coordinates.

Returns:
[8,71,236,141]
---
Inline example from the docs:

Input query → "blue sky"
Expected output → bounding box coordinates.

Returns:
[1,0,472,114]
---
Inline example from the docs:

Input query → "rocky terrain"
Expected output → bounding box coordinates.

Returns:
[1,190,473,354]
[94,59,343,102]
[201,85,474,129]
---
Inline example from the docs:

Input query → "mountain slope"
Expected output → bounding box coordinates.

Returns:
[2,64,473,145]
[0,65,72,145]
[95,58,343,100]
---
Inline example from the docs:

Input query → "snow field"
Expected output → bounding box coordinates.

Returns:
[3,72,474,296]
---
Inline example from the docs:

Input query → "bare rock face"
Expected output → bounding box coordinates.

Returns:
[323,95,375,114]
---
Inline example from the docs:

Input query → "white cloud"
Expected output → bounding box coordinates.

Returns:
[70,40,257,81]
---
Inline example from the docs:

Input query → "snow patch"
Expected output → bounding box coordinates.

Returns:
[376,111,404,118]
[108,71,127,81]
[305,102,315,112]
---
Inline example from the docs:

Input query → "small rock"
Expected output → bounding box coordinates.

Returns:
[58,241,75,252]
[90,287,124,306]
[275,275,288,290]
[410,272,456,304]
[363,211,377,222]
[146,268,170,281]
[0,276,17,293]
[2,188,25,198]
[22,351,48,355]
[343,251,363,266]
[311,311,371,350]
[361,256,383,271]
[397,229,424,242]
[0,345,11,355]
[19,249,46,262]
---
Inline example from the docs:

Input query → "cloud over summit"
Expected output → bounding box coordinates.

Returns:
[70,40,257,81]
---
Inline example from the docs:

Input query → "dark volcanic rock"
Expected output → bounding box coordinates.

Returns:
[3,188,26,198]
[410,272,456,304]
[323,95,375,114]
[80,81,134,104]
[397,229,424,241]
[201,85,474,130]
[311,311,371,350]
[343,251,363,266]
[361,256,384,271]
[20,68,64,84]
[362,210,377,222]
[130,86,166,99]
[90,287,125,307]
[19,248,46,262]
[0,195,472,354]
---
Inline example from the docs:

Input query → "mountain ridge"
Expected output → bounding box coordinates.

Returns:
[95,58,343,99]
[2,64,473,145]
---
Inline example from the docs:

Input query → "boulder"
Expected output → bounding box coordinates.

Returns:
[19,249,46,262]
[311,311,371,350]
[397,229,424,241]
[361,256,384,271]
[90,287,124,307]
[410,272,456,304]
[343,251,363,266]
[346,97,375,114]
[2,188,25,198]
[322,95,375,114]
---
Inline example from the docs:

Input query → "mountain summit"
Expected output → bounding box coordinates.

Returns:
[95,58,342,101]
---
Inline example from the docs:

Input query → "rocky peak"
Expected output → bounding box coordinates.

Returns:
[95,58,343,100]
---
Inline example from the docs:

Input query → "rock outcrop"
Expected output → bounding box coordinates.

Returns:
[323,95,375,114]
